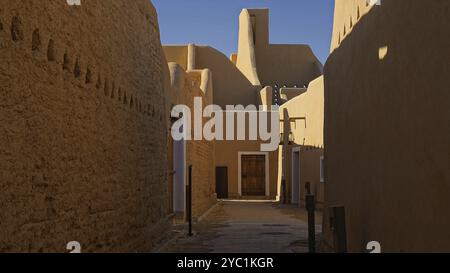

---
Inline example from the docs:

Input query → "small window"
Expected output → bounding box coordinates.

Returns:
[320,156,325,183]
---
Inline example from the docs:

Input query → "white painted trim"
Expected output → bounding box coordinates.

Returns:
[173,131,187,213]
[291,147,301,204]
[238,151,270,197]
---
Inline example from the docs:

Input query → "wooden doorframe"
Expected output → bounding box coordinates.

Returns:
[238,152,270,197]
[173,136,186,214]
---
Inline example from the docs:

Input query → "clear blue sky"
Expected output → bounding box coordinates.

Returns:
[152,0,335,64]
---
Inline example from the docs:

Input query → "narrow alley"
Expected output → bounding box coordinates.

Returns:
[2,0,448,256]
[159,201,322,253]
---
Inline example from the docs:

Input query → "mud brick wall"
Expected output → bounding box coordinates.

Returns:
[183,72,216,219]
[323,0,450,252]
[0,0,169,252]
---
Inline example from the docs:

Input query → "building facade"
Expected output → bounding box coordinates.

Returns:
[166,62,217,220]
[164,9,323,201]
[278,76,325,208]
[322,0,450,252]
[0,0,169,252]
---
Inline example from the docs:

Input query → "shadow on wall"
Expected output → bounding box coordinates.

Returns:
[195,46,258,107]
[323,0,450,252]
[280,111,324,209]
[260,44,323,88]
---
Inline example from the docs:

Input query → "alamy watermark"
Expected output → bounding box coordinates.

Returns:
[65,0,381,7]
[367,0,382,5]
[67,241,81,253]
[66,0,81,5]
[171,97,280,152]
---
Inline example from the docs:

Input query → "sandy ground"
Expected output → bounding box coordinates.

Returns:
[159,200,322,253]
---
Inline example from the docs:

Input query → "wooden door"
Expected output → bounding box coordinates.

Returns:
[216,167,228,199]
[241,155,266,196]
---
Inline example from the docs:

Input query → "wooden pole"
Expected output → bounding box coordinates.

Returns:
[188,165,193,236]
[306,194,316,253]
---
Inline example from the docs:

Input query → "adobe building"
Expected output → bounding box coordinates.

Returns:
[164,9,323,201]
[234,9,323,89]
[322,0,450,252]
[0,0,169,252]
[278,76,325,208]
[165,61,217,220]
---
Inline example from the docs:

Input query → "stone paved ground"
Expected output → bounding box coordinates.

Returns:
[159,200,322,253]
